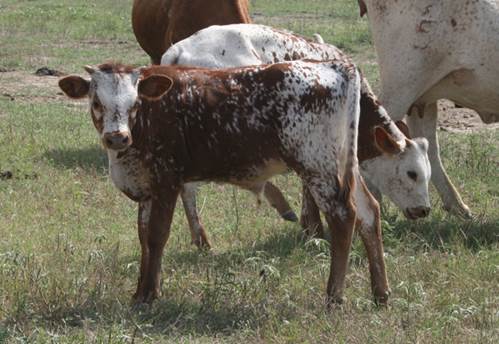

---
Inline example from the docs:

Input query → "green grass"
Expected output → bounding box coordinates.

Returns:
[1,0,498,343]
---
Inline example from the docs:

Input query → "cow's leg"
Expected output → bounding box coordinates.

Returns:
[263,182,298,222]
[299,184,325,238]
[134,190,179,304]
[304,176,356,305]
[407,102,472,218]
[353,175,390,305]
[180,183,211,249]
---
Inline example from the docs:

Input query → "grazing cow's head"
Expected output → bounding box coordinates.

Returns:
[361,121,431,220]
[58,64,173,151]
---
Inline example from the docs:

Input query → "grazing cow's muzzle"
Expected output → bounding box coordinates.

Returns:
[103,132,132,151]
[404,206,431,220]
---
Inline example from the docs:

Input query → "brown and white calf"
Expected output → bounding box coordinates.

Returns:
[59,60,392,305]
[162,24,432,237]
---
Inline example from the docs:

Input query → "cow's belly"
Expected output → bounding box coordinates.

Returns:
[422,68,499,123]
[108,150,151,202]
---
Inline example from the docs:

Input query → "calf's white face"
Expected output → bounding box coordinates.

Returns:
[362,134,431,219]
[90,68,140,150]
[58,66,172,151]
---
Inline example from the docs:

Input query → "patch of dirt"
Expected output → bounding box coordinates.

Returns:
[0,70,85,106]
[438,100,499,133]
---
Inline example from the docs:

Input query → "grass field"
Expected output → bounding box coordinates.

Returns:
[0,0,498,343]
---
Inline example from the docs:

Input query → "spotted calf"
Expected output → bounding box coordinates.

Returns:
[162,24,432,238]
[58,60,390,306]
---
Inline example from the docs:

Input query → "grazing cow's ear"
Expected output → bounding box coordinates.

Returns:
[374,126,403,155]
[58,76,90,99]
[138,75,173,101]
[358,0,367,17]
[84,65,96,75]
[395,120,411,138]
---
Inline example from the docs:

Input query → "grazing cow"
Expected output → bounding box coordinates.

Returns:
[58,59,393,306]
[357,0,499,218]
[162,24,432,237]
[131,0,251,64]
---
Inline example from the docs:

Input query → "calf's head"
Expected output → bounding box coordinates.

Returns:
[58,64,173,151]
[361,122,431,220]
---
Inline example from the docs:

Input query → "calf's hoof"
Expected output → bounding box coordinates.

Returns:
[326,295,346,311]
[373,289,390,307]
[193,238,211,250]
[132,289,160,306]
[281,210,298,222]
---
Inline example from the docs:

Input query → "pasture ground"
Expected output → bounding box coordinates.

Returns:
[0,0,498,343]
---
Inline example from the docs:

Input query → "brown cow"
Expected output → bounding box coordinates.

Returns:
[131,0,251,64]
[58,59,393,306]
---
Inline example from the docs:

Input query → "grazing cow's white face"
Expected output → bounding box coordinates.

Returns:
[58,65,172,151]
[361,137,432,219]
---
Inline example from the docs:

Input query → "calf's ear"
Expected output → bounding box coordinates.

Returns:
[395,120,411,138]
[374,126,403,155]
[138,75,173,101]
[58,76,90,99]
[358,0,367,17]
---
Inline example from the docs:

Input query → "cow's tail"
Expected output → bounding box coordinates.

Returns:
[339,65,362,202]
[346,65,361,167]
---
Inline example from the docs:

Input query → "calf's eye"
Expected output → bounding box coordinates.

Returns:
[407,171,418,181]
[92,100,102,111]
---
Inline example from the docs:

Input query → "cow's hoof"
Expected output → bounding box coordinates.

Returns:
[281,210,298,222]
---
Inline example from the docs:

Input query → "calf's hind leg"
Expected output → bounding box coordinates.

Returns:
[263,182,298,222]
[181,183,211,249]
[300,184,325,239]
[353,175,390,305]
[304,176,356,305]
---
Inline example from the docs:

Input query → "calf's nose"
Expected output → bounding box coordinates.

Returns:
[103,132,131,150]
[408,206,431,219]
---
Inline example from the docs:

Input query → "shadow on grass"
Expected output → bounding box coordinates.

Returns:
[386,215,499,252]
[5,297,271,338]
[3,230,300,338]
[167,224,304,270]
[44,146,108,174]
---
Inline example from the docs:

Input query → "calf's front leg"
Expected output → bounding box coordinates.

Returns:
[134,189,179,304]
[304,176,356,306]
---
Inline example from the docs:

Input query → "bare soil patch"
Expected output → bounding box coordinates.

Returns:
[0,70,85,107]
[438,100,499,133]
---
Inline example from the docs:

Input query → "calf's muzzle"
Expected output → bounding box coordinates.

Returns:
[103,132,132,150]
[404,206,431,220]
